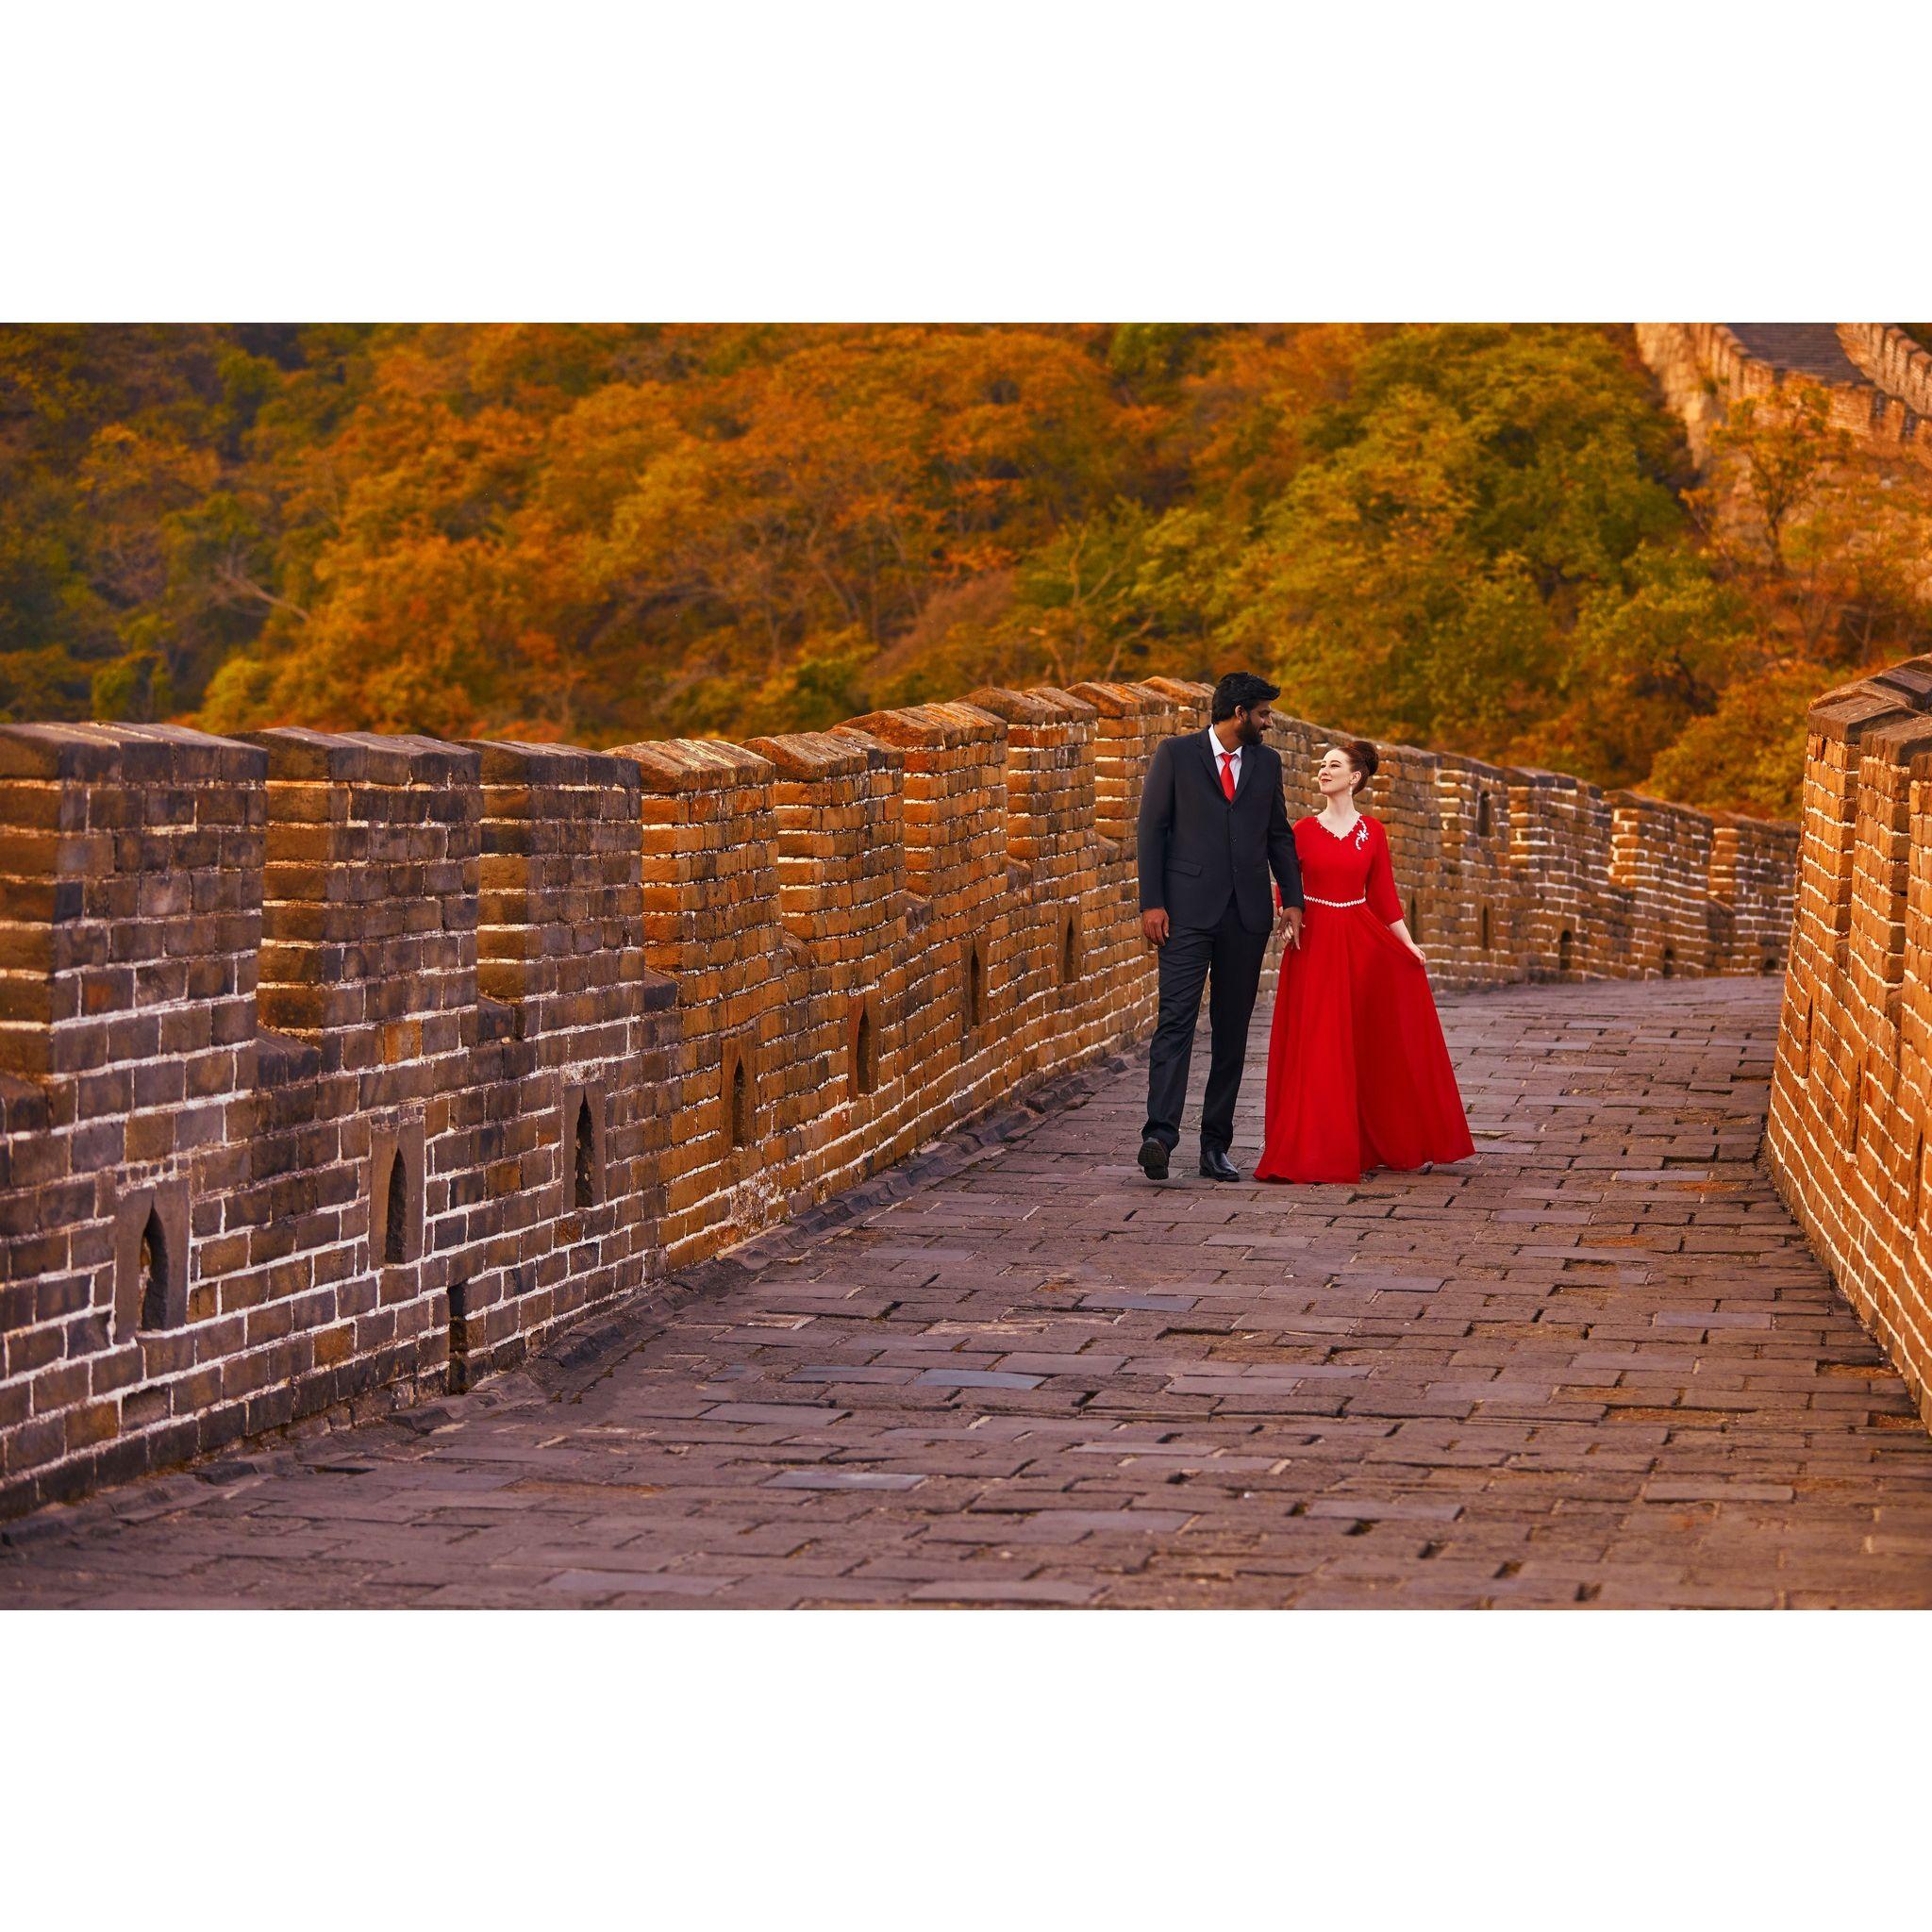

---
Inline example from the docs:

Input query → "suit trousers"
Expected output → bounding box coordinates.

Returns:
[1142,896,1270,1155]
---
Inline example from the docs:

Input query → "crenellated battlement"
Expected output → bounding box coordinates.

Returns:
[1766,654,1932,1432]
[1637,323,1932,469]
[0,689,1798,1514]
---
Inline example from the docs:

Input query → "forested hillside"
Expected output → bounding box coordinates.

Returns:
[4,323,1927,816]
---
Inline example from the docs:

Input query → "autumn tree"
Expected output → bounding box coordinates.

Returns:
[1217,325,1696,764]
[1642,381,1932,815]
[6,320,1913,821]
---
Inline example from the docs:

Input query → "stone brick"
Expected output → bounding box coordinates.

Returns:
[1767,658,1932,1438]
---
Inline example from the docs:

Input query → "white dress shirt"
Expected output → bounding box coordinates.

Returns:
[1206,726,1242,794]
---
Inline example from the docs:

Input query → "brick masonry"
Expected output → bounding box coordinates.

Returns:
[1766,653,1932,1437]
[1637,323,1932,470]
[1838,324,1932,425]
[0,690,1798,1517]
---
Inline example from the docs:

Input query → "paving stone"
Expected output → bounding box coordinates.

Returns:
[763,1470,925,1491]
[908,1577,1102,1606]
[544,1571,728,1598]
[913,1370,1045,1391]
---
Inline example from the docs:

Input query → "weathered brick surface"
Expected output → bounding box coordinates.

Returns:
[0,691,1795,1515]
[1638,323,1932,471]
[458,741,669,1383]
[739,729,907,1229]
[1766,655,1932,1435]
[4,977,1925,1609]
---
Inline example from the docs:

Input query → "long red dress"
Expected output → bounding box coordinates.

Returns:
[1255,811,1474,1184]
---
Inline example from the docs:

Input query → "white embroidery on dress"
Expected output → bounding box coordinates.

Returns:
[1353,820,1368,851]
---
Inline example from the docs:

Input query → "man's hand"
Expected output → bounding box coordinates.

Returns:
[1141,908,1170,949]
[1278,904,1303,949]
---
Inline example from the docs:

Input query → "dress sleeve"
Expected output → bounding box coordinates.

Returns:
[1366,821,1404,924]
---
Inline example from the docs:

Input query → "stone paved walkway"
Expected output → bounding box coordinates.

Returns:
[1724,324,1868,388]
[6,976,1931,1609]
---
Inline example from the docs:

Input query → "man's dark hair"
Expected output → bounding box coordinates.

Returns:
[1210,672,1280,723]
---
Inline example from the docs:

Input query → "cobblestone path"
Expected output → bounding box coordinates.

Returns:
[6,977,1931,1609]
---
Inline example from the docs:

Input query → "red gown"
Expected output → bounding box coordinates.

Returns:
[1255,811,1474,1184]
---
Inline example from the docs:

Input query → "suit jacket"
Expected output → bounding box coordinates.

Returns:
[1136,729,1305,935]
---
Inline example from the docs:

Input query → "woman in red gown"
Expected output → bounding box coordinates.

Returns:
[1255,738,1474,1185]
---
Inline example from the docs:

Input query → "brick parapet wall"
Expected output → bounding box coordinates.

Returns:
[963,685,1106,1091]
[0,690,1797,1514]
[458,741,665,1382]
[1637,322,1932,469]
[230,729,476,1454]
[1767,655,1932,1431]
[1427,755,1519,985]
[741,728,908,1224]
[613,737,782,1267]
[1837,325,1932,425]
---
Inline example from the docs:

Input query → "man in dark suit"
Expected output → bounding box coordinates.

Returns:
[1136,671,1305,1181]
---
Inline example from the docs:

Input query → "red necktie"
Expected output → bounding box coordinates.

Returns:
[1219,751,1237,801]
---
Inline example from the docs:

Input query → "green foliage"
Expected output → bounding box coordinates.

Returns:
[1107,324,1217,392]
[1547,541,1748,784]
[1223,325,1695,766]
[1644,659,1823,819]
[0,323,366,724]
[90,649,172,722]
[741,634,873,737]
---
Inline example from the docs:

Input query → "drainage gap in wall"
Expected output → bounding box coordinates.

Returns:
[573,1095,596,1208]
[138,1210,169,1330]
[851,998,877,1097]
[448,1280,472,1392]
[382,1152,408,1264]
[370,1122,425,1269]
[728,1054,752,1148]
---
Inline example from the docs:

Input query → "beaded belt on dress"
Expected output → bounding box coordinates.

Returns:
[1304,893,1367,908]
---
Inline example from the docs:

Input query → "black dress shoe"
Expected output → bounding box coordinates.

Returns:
[1138,1136,1171,1180]
[1199,1146,1241,1182]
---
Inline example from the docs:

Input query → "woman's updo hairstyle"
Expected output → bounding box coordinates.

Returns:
[1341,739,1378,798]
